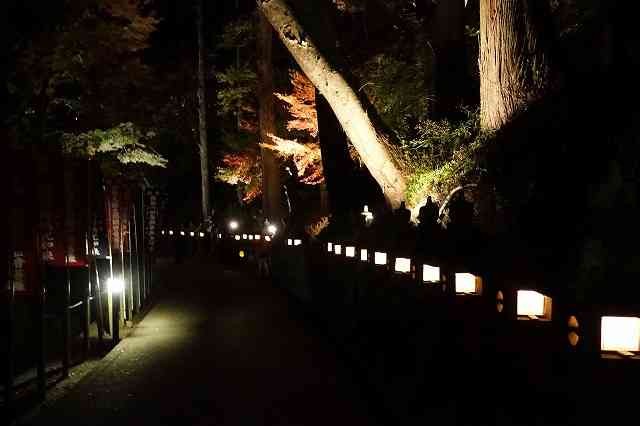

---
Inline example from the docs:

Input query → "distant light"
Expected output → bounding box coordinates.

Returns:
[107,278,124,294]
[327,242,333,252]
[267,224,277,235]
[287,239,293,246]
[190,231,195,237]
[394,257,411,273]
[345,246,356,258]
[239,250,245,258]
[255,235,261,240]
[234,235,241,241]
[161,230,165,235]
[180,231,185,236]
[361,205,374,224]
[199,232,205,238]
[455,273,481,295]
[294,239,302,246]
[374,252,387,265]
[218,233,222,239]
[265,235,271,242]
[360,249,368,262]
[249,235,254,240]
[601,316,640,353]
[169,230,174,235]
[229,220,239,231]
[242,234,248,240]
[334,244,342,255]
[517,290,547,317]
[422,265,440,283]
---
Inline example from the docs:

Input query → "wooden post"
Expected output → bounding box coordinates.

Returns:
[94,259,105,346]
[112,290,121,344]
[83,263,90,359]
[36,260,47,399]
[62,256,71,378]
[4,253,15,406]
[132,203,140,314]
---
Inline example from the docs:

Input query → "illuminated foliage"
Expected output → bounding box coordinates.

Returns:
[62,122,167,168]
[262,134,324,185]
[275,71,318,137]
[216,150,263,203]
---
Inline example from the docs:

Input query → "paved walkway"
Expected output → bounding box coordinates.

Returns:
[20,261,380,426]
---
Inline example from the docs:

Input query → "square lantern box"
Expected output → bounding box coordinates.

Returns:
[327,242,333,253]
[287,239,293,246]
[455,273,483,295]
[601,316,640,358]
[255,235,261,240]
[360,249,369,262]
[422,264,441,283]
[242,234,248,240]
[517,290,552,321]
[374,251,387,266]
[294,239,302,246]
[394,257,411,274]
[249,235,254,240]
[234,235,241,241]
[345,246,356,258]
[334,244,342,255]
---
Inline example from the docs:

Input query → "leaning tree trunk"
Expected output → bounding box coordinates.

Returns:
[196,0,211,222]
[479,0,554,131]
[257,0,407,209]
[257,11,284,222]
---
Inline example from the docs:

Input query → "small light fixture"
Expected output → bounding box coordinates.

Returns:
[249,235,254,240]
[239,250,245,258]
[287,239,293,246]
[360,249,368,262]
[267,224,277,235]
[107,277,124,294]
[265,235,271,242]
[394,257,411,273]
[517,290,552,320]
[327,242,333,252]
[422,265,440,283]
[190,231,195,237]
[234,235,241,241]
[255,235,261,240]
[374,252,387,265]
[334,244,342,255]
[180,231,185,236]
[217,233,222,239]
[242,234,248,240]
[161,230,165,235]
[455,273,482,295]
[199,232,205,238]
[229,220,239,231]
[345,246,356,258]
[601,316,640,356]
[294,239,302,246]
[361,205,374,224]
[169,230,174,235]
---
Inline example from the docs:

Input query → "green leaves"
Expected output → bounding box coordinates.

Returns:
[62,122,167,168]
[215,65,257,116]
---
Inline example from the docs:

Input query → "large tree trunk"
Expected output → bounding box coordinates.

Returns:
[257,0,407,209]
[256,11,284,222]
[479,0,554,131]
[196,0,211,222]
[316,91,359,216]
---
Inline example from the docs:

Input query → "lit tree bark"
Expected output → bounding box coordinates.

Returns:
[196,0,211,222]
[257,0,407,209]
[479,0,554,131]
[257,11,284,222]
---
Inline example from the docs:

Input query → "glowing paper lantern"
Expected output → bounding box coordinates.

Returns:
[374,252,387,265]
[265,236,271,242]
[180,231,185,236]
[294,239,302,246]
[334,244,342,255]
[242,234,248,240]
[327,242,333,252]
[455,273,481,295]
[239,250,245,258]
[161,230,165,235]
[190,231,195,237]
[517,290,550,318]
[255,235,261,240]
[199,232,205,238]
[229,221,239,230]
[601,316,640,353]
[422,265,440,283]
[394,257,411,273]
[234,235,241,241]
[345,247,356,258]
[169,230,174,235]
[249,235,254,240]
[287,239,293,246]
[360,249,368,262]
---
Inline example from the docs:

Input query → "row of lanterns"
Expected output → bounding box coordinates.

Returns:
[161,230,206,238]
[325,241,640,357]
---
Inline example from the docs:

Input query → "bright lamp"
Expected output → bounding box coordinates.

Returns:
[601,316,640,353]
